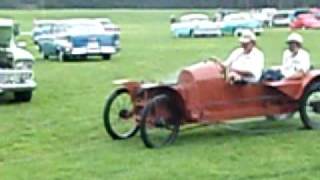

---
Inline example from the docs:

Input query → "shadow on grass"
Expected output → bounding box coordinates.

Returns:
[175,118,305,147]
[0,93,31,105]
[234,164,320,180]
[39,56,110,63]
[0,94,14,105]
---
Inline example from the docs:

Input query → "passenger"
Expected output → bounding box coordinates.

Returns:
[263,33,310,80]
[281,33,310,79]
[222,30,265,84]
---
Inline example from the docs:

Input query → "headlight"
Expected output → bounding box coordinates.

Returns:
[114,40,120,46]
[21,72,33,81]
[15,61,33,70]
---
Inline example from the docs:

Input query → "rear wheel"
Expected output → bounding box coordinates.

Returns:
[14,91,32,102]
[103,88,139,140]
[41,51,49,60]
[102,54,111,60]
[299,82,320,129]
[140,94,181,148]
[189,30,194,37]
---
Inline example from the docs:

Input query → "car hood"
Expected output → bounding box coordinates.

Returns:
[8,46,34,61]
[0,26,12,48]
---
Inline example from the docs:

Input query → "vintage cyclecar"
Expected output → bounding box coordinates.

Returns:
[103,59,320,148]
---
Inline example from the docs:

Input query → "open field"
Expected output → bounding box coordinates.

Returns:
[1,9,320,179]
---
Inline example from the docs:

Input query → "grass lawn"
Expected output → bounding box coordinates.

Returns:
[1,9,320,179]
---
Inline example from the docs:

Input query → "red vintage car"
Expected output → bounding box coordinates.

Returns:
[290,13,320,29]
[103,60,320,148]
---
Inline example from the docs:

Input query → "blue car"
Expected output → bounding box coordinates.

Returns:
[220,13,264,36]
[38,19,120,61]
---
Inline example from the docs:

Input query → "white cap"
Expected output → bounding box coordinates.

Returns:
[239,30,256,43]
[287,33,303,44]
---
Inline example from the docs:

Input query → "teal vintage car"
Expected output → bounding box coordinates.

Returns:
[220,12,264,36]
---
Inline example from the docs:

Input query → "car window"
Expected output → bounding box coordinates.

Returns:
[274,14,289,19]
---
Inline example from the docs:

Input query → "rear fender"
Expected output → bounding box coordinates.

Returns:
[265,70,320,100]
[296,71,320,99]
[139,86,187,120]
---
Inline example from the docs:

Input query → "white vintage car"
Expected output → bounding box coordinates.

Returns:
[272,10,294,27]
[0,19,36,102]
[250,8,278,27]
[170,13,222,37]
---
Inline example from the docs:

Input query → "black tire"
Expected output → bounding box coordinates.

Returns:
[140,94,181,148]
[103,88,139,140]
[14,91,32,102]
[102,54,111,60]
[41,51,49,60]
[80,55,87,60]
[299,82,320,129]
[189,30,194,37]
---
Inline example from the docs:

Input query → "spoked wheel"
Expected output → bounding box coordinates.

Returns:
[103,88,139,139]
[300,82,320,129]
[140,94,181,148]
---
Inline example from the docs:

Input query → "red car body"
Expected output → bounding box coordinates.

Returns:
[290,13,320,29]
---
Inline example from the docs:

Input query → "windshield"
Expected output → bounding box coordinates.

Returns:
[0,26,12,48]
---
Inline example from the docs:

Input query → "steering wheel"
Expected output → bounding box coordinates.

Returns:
[208,57,228,79]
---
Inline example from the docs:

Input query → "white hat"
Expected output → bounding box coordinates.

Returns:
[287,33,303,44]
[239,30,256,43]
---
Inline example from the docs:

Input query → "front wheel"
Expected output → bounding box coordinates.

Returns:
[14,91,32,102]
[103,88,139,140]
[58,51,69,62]
[140,94,181,148]
[299,82,320,129]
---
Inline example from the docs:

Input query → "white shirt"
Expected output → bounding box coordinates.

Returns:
[281,49,310,78]
[223,47,265,83]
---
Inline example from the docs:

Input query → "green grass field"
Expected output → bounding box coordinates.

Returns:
[1,9,320,179]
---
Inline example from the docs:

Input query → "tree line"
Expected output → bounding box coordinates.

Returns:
[1,0,320,9]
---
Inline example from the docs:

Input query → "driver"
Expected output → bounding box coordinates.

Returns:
[222,30,265,83]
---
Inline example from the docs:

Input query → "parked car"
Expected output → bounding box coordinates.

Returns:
[290,13,320,29]
[170,13,222,37]
[0,19,36,102]
[250,8,278,27]
[104,59,320,148]
[272,10,294,27]
[38,19,120,61]
[220,12,264,36]
[272,9,311,27]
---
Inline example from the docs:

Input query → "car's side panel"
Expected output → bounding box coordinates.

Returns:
[177,61,298,123]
